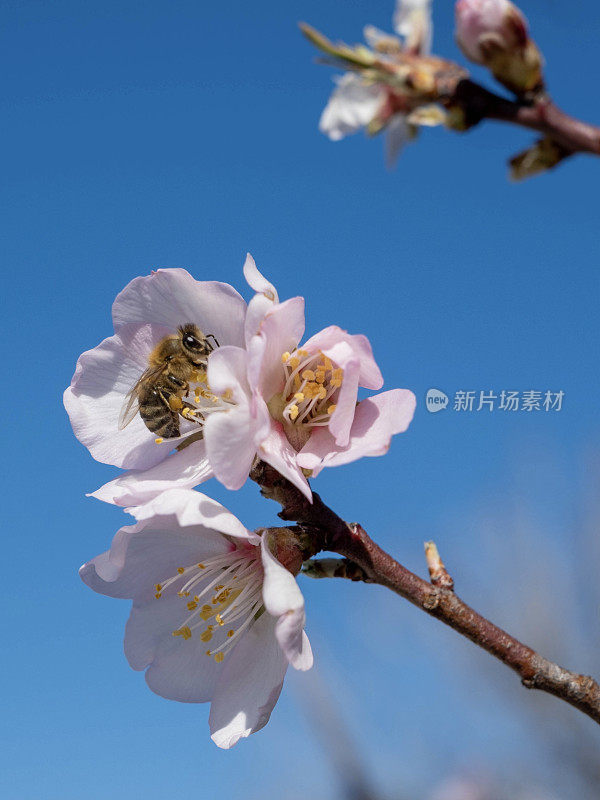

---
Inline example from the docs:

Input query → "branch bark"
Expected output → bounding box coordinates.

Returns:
[251,460,600,726]
[451,79,600,156]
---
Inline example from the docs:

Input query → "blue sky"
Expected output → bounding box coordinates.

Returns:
[2,1,600,798]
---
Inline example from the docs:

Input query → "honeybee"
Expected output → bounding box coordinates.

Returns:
[119,323,219,439]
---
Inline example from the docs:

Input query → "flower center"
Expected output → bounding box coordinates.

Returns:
[278,349,343,428]
[154,547,264,663]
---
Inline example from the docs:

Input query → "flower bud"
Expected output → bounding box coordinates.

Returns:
[455,0,543,95]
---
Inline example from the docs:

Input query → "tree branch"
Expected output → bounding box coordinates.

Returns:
[251,460,600,726]
[451,79,600,156]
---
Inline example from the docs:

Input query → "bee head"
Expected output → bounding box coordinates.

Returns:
[179,323,214,361]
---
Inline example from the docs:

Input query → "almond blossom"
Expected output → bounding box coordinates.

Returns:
[202,256,416,499]
[317,0,438,165]
[80,489,312,749]
[64,268,246,504]
[66,255,415,506]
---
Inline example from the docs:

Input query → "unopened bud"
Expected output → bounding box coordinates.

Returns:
[455,0,543,95]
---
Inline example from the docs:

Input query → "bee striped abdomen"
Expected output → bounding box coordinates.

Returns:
[139,388,180,438]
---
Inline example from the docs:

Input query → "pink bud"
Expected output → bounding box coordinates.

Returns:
[455,0,527,63]
[455,0,542,94]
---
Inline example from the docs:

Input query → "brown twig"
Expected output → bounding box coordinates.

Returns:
[250,460,600,726]
[451,79,600,156]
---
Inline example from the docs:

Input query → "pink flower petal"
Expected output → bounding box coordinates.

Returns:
[258,421,312,501]
[209,612,288,749]
[206,345,250,403]
[203,406,257,490]
[302,325,383,390]
[297,389,416,476]
[89,440,213,507]
[111,268,246,348]
[261,535,313,671]
[247,297,305,401]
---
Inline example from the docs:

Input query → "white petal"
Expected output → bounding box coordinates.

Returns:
[319,74,386,141]
[126,488,257,542]
[242,253,278,303]
[112,268,246,349]
[80,519,230,604]
[393,0,433,54]
[209,612,288,749]
[386,114,413,167]
[90,440,213,506]
[124,596,224,702]
[261,534,313,671]
[64,323,190,469]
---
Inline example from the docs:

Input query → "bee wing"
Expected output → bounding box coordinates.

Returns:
[118,388,141,430]
[118,365,164,430]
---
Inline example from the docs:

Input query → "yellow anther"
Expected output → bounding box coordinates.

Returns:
[205,650,211,656]
[293,374,301,390]
[315,370,326,384]
[154,592,162,599]
[289,357,300,369]
[302,369,315,381]
[322,355,333,371]
[155,584,162,591]
[200,628,213,642]
[297,349,308,358]
[193,595,200,602]
[200,604,213,620]
[187,600,198,611]
[318,387,326,400]
[197,563,205,569]
[182,407,191,417]
[177,567,185,574]
[222,388,233,401]
[215,614,224,626]
[173,626,192,640]
[227,630,234,638]
[327,404,337,415]
[294,392,305,401]
[155,437,163,444]
[289,404,299,421]
[281,352,291,364]
[214,652,225,663]
[333,368,343,382]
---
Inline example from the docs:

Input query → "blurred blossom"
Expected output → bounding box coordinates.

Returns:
[318,0,441,165]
